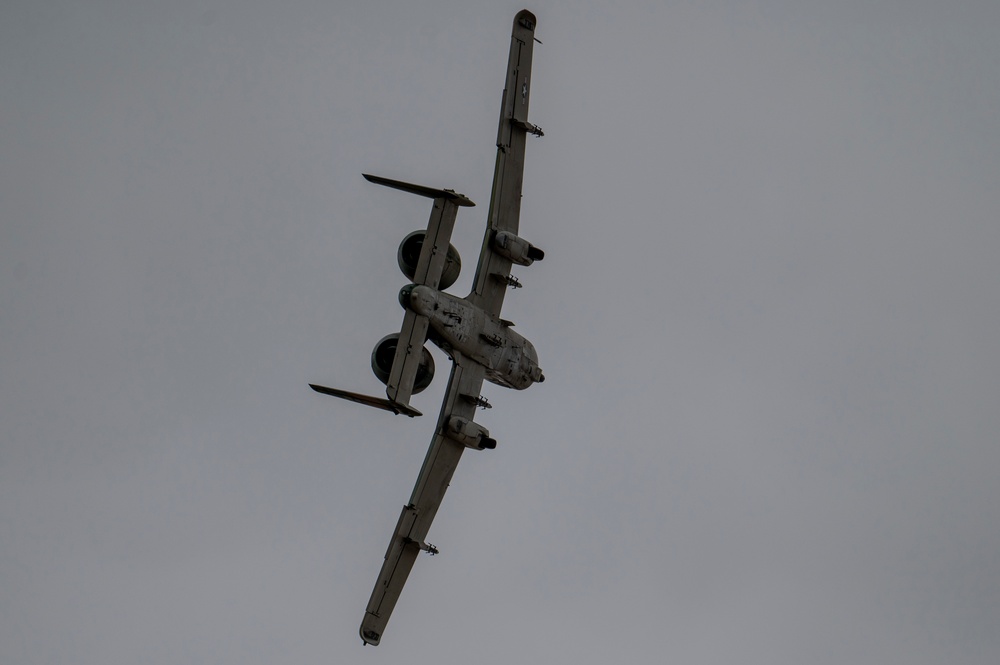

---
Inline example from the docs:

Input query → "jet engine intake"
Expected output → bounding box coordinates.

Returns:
[370,333,435,394]
[446,416,497,450]
[492,231,544,266]
[397,231,462,290]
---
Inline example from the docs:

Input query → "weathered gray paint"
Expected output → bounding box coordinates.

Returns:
[316,10,545,646]
[470,10,540,318]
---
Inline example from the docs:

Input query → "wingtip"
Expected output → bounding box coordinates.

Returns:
[516,9,537,28]
[360,623,381,646]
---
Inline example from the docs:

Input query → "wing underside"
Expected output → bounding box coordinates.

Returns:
[470,10,539,316]
[360,356,485,645]
[357,10,540,646]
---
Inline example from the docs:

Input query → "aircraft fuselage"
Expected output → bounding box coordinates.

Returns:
[400,284,544,390]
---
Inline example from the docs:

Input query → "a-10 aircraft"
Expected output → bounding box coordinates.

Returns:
[309,10,546,646]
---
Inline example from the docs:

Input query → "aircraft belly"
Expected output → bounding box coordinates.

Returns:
[343,11,544,646]
[421,291,539,390]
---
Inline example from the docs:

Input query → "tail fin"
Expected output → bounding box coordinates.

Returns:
[362,174,475,207]
[309,384,422,418]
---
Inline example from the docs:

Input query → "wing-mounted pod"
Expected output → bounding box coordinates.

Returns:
[492,231,544,266]
[446,416,497,450]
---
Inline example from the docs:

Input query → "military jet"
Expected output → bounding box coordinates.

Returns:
[309,10,545,646]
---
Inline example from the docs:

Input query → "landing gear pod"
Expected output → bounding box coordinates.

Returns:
[493,231,544,266]
[446,416,496,450]
[371,333,435,394]
[397,231,462,290]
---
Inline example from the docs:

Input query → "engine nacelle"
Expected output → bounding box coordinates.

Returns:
[370,333,435,394]
[493,231,544,266]
[446,416,497,450]
[397,231,462,290]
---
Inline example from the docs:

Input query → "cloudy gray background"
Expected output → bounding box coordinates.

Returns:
[3,1,998,662]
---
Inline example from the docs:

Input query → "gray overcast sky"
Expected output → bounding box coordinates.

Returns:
[3,1,999,662]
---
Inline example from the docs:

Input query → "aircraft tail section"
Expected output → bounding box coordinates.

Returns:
[362,174,474,207]
[384,309,430,407]
[363,173,474,291]
[360,173,476,409]
[309,384,422,418]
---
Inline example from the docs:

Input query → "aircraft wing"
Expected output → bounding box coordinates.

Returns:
[360,354,486,645]
[470,10,541,317]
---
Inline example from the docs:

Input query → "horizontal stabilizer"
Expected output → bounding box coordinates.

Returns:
[363,174,475,207]
[310,384,422,418]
